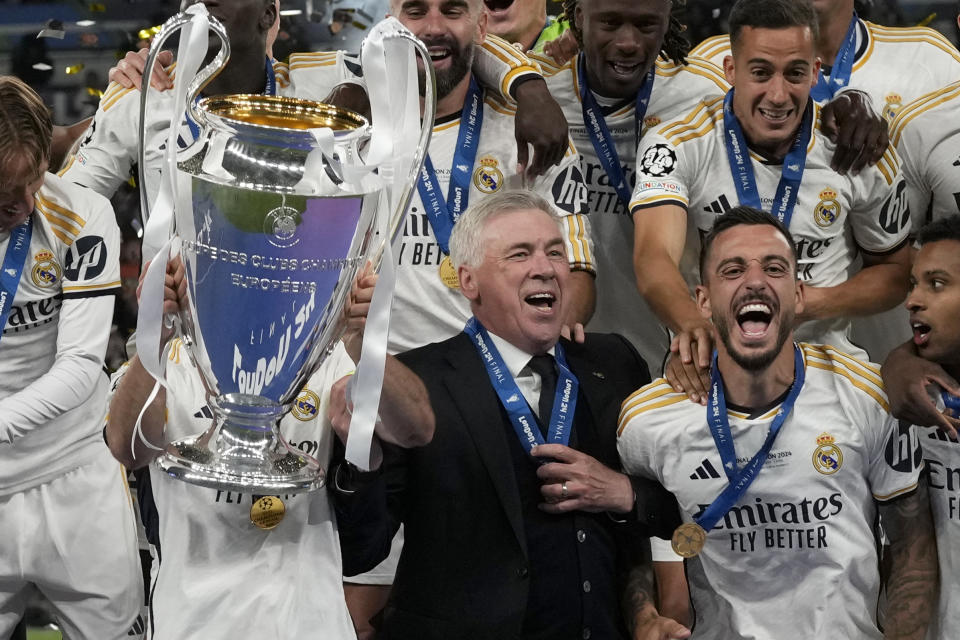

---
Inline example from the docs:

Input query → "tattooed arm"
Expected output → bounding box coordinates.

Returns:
[622,560,691,640]
[878,480,938,640]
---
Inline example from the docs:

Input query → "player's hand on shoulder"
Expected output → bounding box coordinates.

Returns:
[820,89,888,176]
[514,77,569,182]
[109,48,173,91]
[664,320,714,404]
[882,344,960,439]
[541,29,580,66]
[560,322,585,343]
[632,614,691,640]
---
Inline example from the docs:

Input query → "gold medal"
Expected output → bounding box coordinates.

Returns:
[671,522,707,558]
[438,255,460,289]
[250,496,286,530]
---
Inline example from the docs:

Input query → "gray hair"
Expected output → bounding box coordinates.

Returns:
[449,190,562,268]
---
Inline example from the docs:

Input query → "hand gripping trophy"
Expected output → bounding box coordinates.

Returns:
[134,4,434,493]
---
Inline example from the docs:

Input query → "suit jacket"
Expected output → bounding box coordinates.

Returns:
[333,332,678,639]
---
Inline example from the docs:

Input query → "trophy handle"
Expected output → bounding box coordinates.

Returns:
[137,6,230,229]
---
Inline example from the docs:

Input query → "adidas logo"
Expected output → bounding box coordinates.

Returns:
[953,155,960,167]
[193,406,214,419]
[127,614,145,636]
[703,194,732,214]
[689,458,722,480]
[928,429,957,443]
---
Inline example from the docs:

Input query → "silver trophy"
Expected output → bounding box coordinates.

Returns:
[137,9,433,492]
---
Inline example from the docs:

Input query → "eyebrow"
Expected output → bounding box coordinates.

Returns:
[716,254,790,268]
[922,269,952,279]
[746,58,811,68]
[504,237,565,253]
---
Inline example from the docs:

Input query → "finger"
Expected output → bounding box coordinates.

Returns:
[677,335,694,365]
[573,323,585,344]
[928,370,960,395]
[867,128,889,166]
[665,358,698,401]
[560,324,572,340]
[819,107,838,141]
[695,369,711,405]
[531,443,580,463]
[694,329,713,369]
[516,133,530,177]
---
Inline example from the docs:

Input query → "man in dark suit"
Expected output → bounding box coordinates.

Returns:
[330,190,686,639]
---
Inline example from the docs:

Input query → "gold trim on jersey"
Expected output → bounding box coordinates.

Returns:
[618,379,686,435]
[62,279,122,293]
[527,51,564,76]
[890,80,960,147]
[563,213,592,271]
[101,63,177,112]
[801,344,889,411]
[56,154,77,177]
[167,337,184,364]
[866,21,960,63]
[874,481,919,502]
[287,51,340,71]
[689,34,730,62]
[873,146,900,186]
[659,96,724,145]
[657,57,729,92]
[484,95,518,117]
[36,195,86,244]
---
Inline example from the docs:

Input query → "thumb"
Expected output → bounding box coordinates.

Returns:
[158,50,174,66]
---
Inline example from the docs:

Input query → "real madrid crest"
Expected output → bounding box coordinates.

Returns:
[882,93,903,121]
[31,250,61,288]
[473,155,503,194]
[643,115,661,130]
[291,389,320,421]
[812,432,843,475]
[814,188,841,228]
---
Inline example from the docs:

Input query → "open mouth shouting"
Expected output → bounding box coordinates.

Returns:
[911,318,932,347]
[524,290,558,314]
[735,299,776,342]
[758,107,793,125]
[608,59,643,81]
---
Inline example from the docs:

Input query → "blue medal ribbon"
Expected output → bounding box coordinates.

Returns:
[416,77,484,255]
[186,55,277,140]
[693,345,805,533]
[722,90,813,227]
[811,14,858,102]
[577,53,654,209]
[464,317,579,455]
[0,218,34,344]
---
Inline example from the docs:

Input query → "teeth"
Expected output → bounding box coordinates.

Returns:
[759,108,789,120]
[739,303,770,316]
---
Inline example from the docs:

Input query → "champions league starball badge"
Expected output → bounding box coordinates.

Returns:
[671,522,707,558]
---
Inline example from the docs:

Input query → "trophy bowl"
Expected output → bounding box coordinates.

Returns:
[139,9,433,493]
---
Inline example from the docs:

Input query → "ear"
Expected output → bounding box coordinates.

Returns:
[574,4,584,32]
[261,0,278,32]
[809,57,822,89]
[459,264,480,301]
[475,9,488,45]
[794,278,805,318]
[695,283,712,320]
[723,54,735,86]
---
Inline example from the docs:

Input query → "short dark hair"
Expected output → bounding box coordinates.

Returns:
[729,0,819,53]
[699,206,798,279]
[917,214,960,247]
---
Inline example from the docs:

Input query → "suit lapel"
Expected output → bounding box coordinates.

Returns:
[564,340,618,464]
[443,335,528,558]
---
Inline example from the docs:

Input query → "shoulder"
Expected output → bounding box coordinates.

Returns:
[526,51,573,79]
[864,21,960,61]
[688,33,732,62]
[397,333,472,371]
[655,56,727,92]
[800,343,890,414]
[35,174,114,246]
[890,80,960,147]
[617,377,691,437]
[650,95,725,148]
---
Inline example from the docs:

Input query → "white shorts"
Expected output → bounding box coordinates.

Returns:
[344,526,404,586]
[0,446,143,639]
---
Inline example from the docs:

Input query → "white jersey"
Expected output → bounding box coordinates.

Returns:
[918,425,960,640]
[0,173,121,493]
[531,51,728,366]
[122,339,357,640]
[890,80,960,230]
[688,19,960,121]
[631,97,910,358]
[389,90,592,354]
[618,344,923,640]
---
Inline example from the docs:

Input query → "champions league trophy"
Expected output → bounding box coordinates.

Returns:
[135,6,433,493]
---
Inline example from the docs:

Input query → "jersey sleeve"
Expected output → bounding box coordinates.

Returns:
[277,51,361,101]
[58,81,147,198]
[847,147,910,254]
[472,35,542,101]
[866,413,923,502]
[51,188,122,299]
[533,145,594,274]
[616,382,676,482]
[629,127,690,212]
[890,105,933,235]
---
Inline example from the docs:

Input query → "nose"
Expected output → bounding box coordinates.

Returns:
[767,74,789,104]
[530,250,557,279]
[613,25,641,55]
[905,286,925,312]
[420,7,446,38]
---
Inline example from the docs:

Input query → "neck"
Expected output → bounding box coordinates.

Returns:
[716,344,796,409]
[514,15,548,52]
[202,46,267,96]
[816,6,855,66]
[433,73,473,119]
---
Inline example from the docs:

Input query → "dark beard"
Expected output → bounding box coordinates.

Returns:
[713,312,792,372]
[418,38,474,100]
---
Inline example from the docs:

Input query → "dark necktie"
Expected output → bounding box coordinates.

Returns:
[527,354,557,433]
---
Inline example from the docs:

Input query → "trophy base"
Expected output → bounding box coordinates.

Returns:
[156,396,325,493]
[157,436,325,493]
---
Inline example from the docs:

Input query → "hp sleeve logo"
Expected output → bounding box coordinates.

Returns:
[883,421,923,473]
[64,236,108,282]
